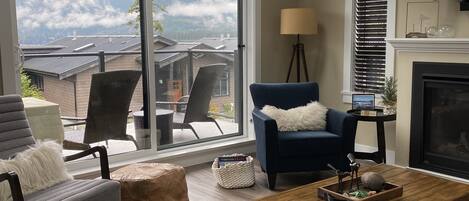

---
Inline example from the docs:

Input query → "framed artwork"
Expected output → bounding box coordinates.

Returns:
[352,94,375,111]
[405,0,439,35]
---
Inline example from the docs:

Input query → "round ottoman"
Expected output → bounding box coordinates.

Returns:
[111,163,189,201]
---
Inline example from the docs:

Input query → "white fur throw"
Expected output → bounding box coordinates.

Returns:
[261,101,328,132]
[0,141,73,201]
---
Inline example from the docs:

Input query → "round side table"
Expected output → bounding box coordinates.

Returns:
[347,109,396,164]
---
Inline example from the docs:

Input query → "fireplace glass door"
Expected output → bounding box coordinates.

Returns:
[423,81,469,174]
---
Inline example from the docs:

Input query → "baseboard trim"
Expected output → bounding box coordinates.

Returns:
[407,167,469,184]
[355,143,396,164]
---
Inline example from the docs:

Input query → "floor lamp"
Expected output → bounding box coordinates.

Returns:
[281,8,318,82]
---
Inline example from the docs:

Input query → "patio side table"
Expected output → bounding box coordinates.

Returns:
[133,109,174,148]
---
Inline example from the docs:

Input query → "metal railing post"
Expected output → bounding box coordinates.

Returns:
[187,50,194,89]
[98,50,105,72]
[234,49,240,124]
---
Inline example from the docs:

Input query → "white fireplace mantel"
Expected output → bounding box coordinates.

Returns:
[387,38,469,53]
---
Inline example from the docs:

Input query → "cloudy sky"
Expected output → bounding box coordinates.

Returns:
[16,0,135,29]
[165,0,237,29]
[16,0,237,30]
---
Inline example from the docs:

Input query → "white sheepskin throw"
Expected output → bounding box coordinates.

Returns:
[0,141,73,201]
[261,101,328,132]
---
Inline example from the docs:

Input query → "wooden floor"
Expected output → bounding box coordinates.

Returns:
[185,159,374,201]
[258,164,469,201]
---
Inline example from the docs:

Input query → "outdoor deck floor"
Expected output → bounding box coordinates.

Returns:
[62,120,238,157]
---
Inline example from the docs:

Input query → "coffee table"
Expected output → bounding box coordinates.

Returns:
[258,164,469,201]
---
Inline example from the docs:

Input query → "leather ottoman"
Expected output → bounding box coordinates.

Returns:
[111,163,189,201]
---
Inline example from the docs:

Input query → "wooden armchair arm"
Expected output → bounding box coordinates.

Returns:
[64,146,110,179]
[0,172,24,201]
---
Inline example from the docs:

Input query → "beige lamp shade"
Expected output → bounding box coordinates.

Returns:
[280,8,318,35]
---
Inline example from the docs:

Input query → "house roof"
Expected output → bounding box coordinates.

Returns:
[22,35,176,79]
[197,37,238,50]
[154,42,216,67]
[155,42,201,63]
[22,35,236,79]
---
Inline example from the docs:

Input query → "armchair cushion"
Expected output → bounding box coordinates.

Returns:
[278,131,342,157]
[261,101,327,131]
[24,179,120,201]
[0,141,72,201]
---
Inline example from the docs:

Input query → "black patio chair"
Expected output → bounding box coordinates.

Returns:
[63,70,141,151]
[156,64,225,139]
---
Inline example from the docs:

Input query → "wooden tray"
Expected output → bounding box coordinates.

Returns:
[318,177,403,201]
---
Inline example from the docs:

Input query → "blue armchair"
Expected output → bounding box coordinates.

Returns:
[250,82,358,189]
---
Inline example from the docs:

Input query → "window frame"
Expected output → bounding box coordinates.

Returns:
[28,73,44,91]
[212,70,230,97]
[342,0,396,103]
[0,0,20,95]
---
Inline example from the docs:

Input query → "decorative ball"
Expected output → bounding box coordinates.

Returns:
[361,172,385,191]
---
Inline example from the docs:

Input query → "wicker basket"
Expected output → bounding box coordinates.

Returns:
[212,154,255,189]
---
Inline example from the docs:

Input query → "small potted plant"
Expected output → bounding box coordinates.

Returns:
[381,76,397,115]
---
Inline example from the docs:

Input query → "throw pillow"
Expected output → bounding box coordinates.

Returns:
[261,101,328,132]
[0,141,73,201]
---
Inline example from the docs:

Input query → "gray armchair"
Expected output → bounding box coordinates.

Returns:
[0,95,120,201]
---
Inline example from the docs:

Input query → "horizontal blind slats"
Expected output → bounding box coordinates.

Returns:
[353,0,387,93]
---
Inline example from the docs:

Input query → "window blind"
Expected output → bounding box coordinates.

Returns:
[353,0,387,94]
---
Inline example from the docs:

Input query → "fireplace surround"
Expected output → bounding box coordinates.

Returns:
[410,62,469,179]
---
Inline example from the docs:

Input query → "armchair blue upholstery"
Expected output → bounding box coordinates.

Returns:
[250,82,358,189]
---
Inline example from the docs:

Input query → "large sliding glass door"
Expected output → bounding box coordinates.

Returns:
[148,0,243,149]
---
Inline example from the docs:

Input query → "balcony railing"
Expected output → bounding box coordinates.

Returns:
[23,49,239,127]
[23,49,236,73]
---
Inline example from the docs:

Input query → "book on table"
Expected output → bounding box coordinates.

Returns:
[218,155,247,168]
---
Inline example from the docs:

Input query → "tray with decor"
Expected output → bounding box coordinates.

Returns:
[317,177,403,201]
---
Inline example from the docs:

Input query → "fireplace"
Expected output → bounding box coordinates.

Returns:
[410,62,469,179]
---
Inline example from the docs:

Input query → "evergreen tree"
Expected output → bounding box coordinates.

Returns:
[128,0,166,33]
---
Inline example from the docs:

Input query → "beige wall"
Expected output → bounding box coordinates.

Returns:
[0,48,2,95]
[396,0,469,38]
[297,0,346,110]
[259,0,397,152]
[260,0,298,82]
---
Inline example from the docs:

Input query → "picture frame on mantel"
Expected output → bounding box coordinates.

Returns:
[405,0,440,37]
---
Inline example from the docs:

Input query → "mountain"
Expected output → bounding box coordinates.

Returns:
[16,0,238,45]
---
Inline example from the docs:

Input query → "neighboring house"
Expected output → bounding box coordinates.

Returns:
[22,35,237,117]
